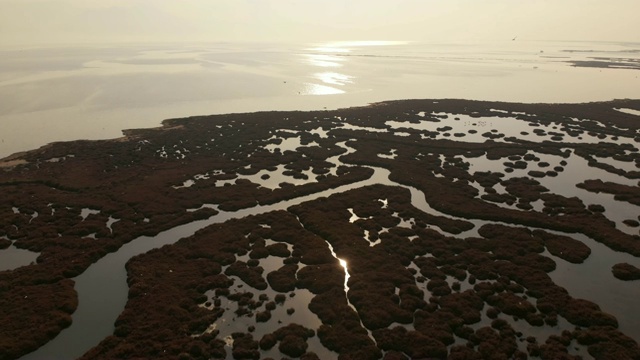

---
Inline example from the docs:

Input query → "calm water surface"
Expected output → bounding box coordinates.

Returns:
[1,40,639,158]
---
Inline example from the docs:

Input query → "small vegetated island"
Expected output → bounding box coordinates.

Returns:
[1,99,640,360]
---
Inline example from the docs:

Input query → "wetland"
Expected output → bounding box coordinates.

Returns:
[2,98,640,359]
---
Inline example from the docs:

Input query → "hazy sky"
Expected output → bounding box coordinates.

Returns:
[1,0,639,46]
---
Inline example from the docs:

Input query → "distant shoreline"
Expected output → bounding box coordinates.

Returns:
[3,97,640,165]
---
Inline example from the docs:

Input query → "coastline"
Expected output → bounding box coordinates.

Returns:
[3,97,640,165]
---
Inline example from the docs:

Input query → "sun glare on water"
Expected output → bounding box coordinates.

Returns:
[314,72,354,86]
[339,258,350,293]
[300,83,344,95]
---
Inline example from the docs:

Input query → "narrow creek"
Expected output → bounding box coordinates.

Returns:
[20,154,640,359]
[19,165,391,360]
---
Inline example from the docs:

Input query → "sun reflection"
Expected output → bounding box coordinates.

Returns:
[326,242,356,311]
[303,54,343,68]
[339,258,350,294]
[314,72,354,86]
[300,83,344,96]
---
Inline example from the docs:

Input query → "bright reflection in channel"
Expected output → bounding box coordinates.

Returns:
[303,54,343,68]
[339,259,350,294]
[300,83,344,95]
[314,72,354,86]
[326,242,356,311]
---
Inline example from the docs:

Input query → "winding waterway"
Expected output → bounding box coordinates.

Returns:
[20,147,640,359]
[16,121,640,360]
[20,164,390,359]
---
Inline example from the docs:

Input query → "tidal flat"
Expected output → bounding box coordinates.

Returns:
[2,99,640,360]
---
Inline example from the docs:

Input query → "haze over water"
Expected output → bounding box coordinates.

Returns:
[1,39,639,159]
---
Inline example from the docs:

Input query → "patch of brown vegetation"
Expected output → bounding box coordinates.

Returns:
[612,263,640,280]
[533,229,591,263]
[0,279,77,359]
[260,324,315,358]
[578,179,640,206]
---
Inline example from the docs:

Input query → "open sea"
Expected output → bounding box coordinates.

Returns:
[1,40,639,158]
